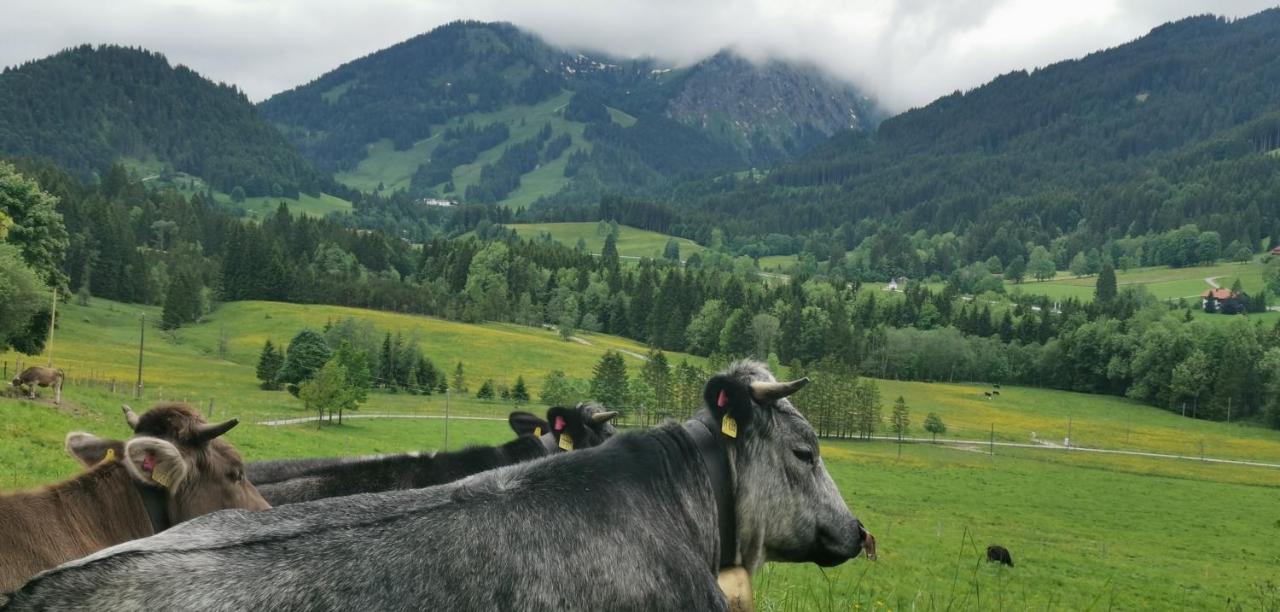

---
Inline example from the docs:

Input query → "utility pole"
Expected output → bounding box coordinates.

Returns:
[1066,417,1073,450]
[46,290,57,366]
[1227,397,1232,424]
[989,423,994,456]
[134,313,145,399]
[444,388,451,451]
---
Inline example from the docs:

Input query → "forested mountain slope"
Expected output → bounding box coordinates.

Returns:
[0,45,326,197]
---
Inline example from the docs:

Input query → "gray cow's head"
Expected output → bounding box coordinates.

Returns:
[702,360,863,572]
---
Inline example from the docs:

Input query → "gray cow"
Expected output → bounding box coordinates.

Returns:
[2,361,865,610]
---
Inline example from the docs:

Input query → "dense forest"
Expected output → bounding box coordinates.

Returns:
[0,45,326,197]
[6,160,1280,429]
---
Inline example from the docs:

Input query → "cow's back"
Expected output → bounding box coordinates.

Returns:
[5,428,728,610]
[0,462,152,594]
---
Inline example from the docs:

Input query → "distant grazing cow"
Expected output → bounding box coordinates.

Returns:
[987,544,1014,566]
[3,361,867,610]
[0,403,269,594]
[10,367,64,404]
[250,404,617,506]
[994,384,1001,389]
[993,390,1000,396]
[984,391,993,399]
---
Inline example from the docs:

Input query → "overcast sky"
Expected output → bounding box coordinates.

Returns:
[2,1,1276,111]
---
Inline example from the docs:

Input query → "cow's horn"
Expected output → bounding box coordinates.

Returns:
[749,378,810,402]
[193,418,239,442]
[591,411,619,424]
[122,405,140,430]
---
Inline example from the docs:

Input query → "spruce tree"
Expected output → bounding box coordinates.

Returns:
[160,267,201,330]
[512,375,530,404]
[1095,261,1118,304]
[255,339,283,390]
[590,350,629,410]
[476,379,495,400]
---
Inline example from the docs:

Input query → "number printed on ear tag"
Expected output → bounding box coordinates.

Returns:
[721,415,738,438]
[534,426,542,438]
[559,433,575,451]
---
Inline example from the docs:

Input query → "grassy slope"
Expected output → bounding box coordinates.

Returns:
[866,379,1280,463]
[505,222,706,260]
[335,90,606,208]
[1006,260,1268,302]
[0,298,702,487]
[123,157,352,219]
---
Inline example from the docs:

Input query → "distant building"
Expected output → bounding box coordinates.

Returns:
[884,277,908,292]
[420,198,455,207]
[1201,287,1244,314]
[1270,246,1280,256]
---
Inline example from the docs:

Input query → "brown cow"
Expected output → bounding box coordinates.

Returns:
[0,402,270,593]
[10,367,64,404]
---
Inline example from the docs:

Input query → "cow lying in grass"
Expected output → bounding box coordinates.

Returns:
[3,361,865,610]
[248,403,617,506]
[0,403,269,594]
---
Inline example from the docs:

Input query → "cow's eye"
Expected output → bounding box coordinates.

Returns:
[228,470,242,482]
[792,449,815,465]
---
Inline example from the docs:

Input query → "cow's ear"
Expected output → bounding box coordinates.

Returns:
[703,374,755,433]
[508,411,549,437]
[123,437,189,490]
[65,432,125,467]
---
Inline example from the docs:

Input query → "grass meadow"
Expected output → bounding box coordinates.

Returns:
[2,298,1277,609]
[120,157,353,219]
[1005,260,1270,303]
[504,222,706,260]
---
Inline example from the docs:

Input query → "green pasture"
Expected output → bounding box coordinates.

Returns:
[504,222,705,260]
[2,298,1278,610]
[1007,261,1269,303]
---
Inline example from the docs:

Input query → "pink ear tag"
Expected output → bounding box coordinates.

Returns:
[554,416,566,432]
[717,389,728,409]
[141,453,156,472]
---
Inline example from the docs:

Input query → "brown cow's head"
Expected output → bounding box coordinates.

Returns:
[66,402,270,523]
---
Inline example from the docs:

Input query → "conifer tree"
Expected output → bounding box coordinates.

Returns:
[255,340,283,390]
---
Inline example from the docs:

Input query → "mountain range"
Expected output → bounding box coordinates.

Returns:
[259,20,881,205]
[661,9,1280,269]
[3,11,1280,264]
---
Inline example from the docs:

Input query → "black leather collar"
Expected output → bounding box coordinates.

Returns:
[132,481,171,533]
[686,416,737,569]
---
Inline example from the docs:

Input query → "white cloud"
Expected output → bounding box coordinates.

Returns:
[1,0,1274,111]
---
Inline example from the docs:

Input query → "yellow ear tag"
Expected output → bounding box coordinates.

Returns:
[721,415,739,439]
[533,426,542,438]
[558,432,575,451]
[101,448,116,464]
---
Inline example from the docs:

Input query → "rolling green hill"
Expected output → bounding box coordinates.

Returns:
[504,222,704,260]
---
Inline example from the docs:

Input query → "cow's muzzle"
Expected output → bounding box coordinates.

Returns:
[811,518,865,567]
